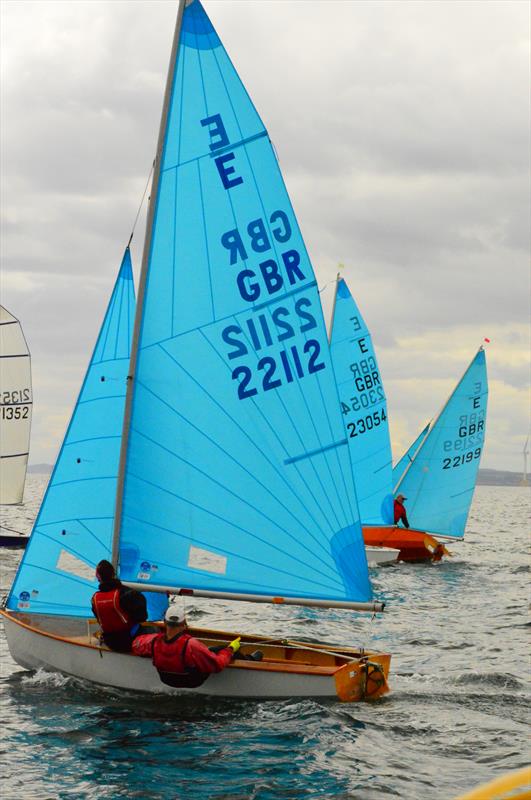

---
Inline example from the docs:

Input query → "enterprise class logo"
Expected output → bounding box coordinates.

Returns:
[137,561,158,581]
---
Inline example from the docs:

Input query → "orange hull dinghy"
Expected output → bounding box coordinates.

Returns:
[363,526,449,563]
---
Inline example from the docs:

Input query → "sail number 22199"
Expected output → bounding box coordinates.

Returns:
[442,448,482,469]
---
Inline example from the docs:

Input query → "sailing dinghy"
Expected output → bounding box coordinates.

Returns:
[2,0,390,702]
[391,347,488,547]
[0,306,32,512]
[366,348,488,560]
[328,277,399,564]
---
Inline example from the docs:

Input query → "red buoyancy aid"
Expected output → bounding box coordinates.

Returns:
[93,589,134,633]
[151,632,207,688]
[394,500,406,525]
[152,632,191,675]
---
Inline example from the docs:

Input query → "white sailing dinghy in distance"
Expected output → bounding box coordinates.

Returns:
[0,306,32,545]
[2,0,390,702]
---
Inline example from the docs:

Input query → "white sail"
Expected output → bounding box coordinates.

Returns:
[0,306,32,504]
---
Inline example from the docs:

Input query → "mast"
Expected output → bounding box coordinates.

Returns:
[111,0,187,568]
[394,346,484,494]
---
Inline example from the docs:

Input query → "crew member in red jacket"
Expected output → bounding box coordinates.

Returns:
[91,559,147,653]
[133,604,240,687]
[394,494,410,528]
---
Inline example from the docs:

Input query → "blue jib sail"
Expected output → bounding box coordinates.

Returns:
[7,250,135,616]
[392,423,430,489]
[395,348,488,538]
[118,0,371,602]
[329,278,394,526]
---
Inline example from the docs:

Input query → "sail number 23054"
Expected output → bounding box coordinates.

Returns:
[347,409,387,437]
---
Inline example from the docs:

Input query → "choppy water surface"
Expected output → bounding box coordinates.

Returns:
[1,478,529,799]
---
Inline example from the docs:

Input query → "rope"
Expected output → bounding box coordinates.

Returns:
[127,160,155,247]
[318,277,337,295]
[206,634,361,662]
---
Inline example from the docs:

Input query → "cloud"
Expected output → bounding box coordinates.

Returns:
[1,0,529,471]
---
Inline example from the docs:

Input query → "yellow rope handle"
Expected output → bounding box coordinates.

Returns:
[454,767,531,800]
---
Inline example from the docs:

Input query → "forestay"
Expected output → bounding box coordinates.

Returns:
[395,348,488,538]
[7,252,135,616]
[117,0,371,603]
[0,306,32,504]
[392,423,430,489]
[329,279,393,526]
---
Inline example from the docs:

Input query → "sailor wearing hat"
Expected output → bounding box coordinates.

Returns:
[394,494,410,528]
[132,604,241,688]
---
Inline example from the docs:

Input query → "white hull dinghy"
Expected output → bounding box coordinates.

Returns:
[365,546,399,566]
[3,0,391,702]
[1,610,390,701]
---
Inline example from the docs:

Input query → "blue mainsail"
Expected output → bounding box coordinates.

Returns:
[329,278,394,525]
[395,348,488,538]
[7,251,135,616]
[392,423,430,489]
[117,0,371,603]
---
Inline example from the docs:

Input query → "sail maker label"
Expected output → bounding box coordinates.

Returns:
[201,112,328,401]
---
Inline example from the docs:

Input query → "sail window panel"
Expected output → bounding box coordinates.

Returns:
[330,280,394,526]
[398,350,488,538]
[7,252,134,617]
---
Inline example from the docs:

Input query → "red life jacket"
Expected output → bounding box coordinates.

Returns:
[394,500,406,525]
[93,588,133,634]
[152,633,206,689]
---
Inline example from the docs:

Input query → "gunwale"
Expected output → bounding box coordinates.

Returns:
[0,609,388,678]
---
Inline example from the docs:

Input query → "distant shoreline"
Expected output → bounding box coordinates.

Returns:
[27,464,529,487]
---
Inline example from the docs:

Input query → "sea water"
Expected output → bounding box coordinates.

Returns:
[0,477,529,800]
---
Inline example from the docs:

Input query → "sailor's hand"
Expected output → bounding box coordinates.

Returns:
[228,637,241,654]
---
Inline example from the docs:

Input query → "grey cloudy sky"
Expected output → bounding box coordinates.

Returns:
[1,0,529,471]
